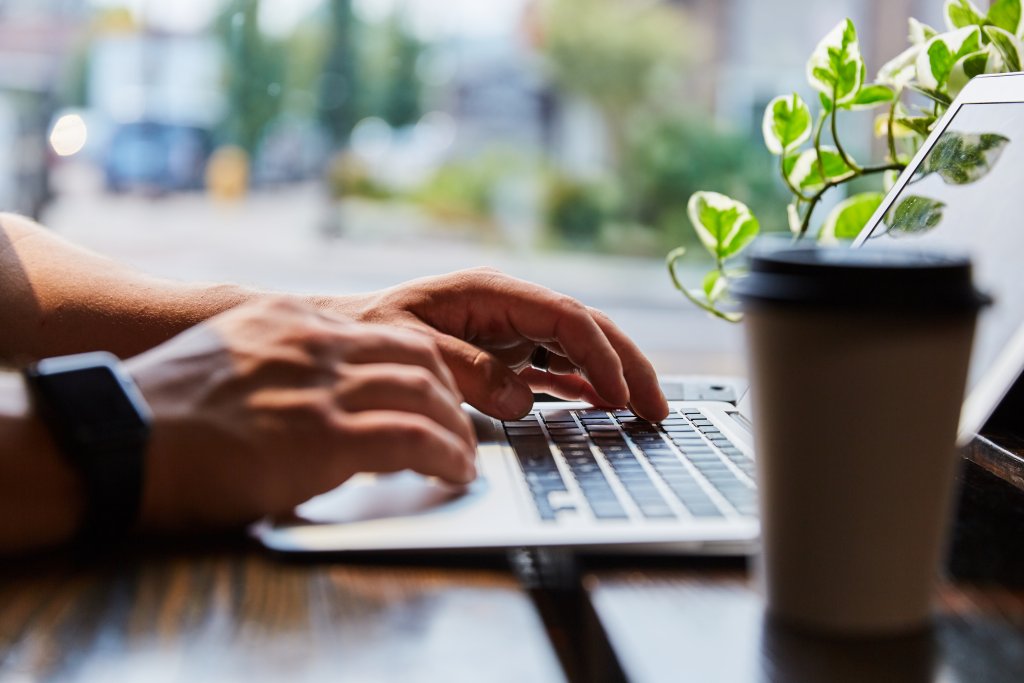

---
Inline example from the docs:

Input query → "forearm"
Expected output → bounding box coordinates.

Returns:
[0,372,83,553]
[0,212,268,360]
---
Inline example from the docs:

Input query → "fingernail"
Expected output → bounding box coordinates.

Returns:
[496,378,531,417]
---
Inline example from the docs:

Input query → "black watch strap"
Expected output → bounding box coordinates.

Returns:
[23,352,152,543]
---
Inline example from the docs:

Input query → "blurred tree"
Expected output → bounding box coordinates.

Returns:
[281,22,329,118]
[318,0,359,146]
[216,0,286,154]
[377,18,422,128]
[538,0,691,163]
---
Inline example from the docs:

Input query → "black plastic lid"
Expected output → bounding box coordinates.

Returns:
[731,246,992,313]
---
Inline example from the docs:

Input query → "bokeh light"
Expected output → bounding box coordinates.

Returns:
[49,114,88,157]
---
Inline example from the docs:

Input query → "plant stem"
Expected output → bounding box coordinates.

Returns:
[830,84,861,173]
[797,161,904,238]
[886,96,899,163]
[780,152,813,201]
[666,249,741,323]
[812,111,827,182]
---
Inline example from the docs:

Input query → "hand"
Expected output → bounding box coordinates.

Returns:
[127,297,476,532]
[328,268,669,422]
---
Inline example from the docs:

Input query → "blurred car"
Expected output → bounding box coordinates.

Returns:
[104,121,212,194]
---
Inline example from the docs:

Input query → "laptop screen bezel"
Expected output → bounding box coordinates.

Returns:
[850,73,1024,440]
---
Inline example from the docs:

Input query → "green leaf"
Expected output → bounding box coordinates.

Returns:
[988,0,1023,35]
[702,269,727,303]
[918,130,1011,184]
[907,84,953,107]
[916,26,983,92]
[820,192,884,243]
[877,44,921,89]
[786,203,802,235]
[983,26,1024,71]
[894,116,936,137]
[784,146,855,192]
[762,93,812,155]
[883,195,947,236]
[945,0,986,29]
[909,18,939,45]
[845,84,894,110]
[686,192,760,261]
[947,50,992,98]
[806,19,865,105]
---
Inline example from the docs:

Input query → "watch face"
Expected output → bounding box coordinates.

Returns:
[34,366,148,444]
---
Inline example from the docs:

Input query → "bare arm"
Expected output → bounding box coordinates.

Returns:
[0,212,263,361]
[0,212,667,420]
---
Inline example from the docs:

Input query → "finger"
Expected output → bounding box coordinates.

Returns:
[474,279,629,406]
[335,325,462,399]
[586,307,669,422]
[337,364,476,448]
[340,411,476,484]
[433,334,534,420]
[517,367,606,406]
[540,349,580,376]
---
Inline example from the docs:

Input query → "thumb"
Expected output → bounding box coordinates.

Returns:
[433,334,534,420]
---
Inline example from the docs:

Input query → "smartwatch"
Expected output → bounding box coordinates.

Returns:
[22,351,152,543]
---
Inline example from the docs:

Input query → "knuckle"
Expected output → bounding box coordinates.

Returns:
[469,266,502,276]
[404,366,438,396]
[555,293,587,316]
[470,348,503,386]
[402,329,438,355]
[260,294,308,315]
[399,420,436,449]
[587,306,611,324]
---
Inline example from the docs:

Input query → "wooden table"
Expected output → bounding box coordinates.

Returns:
[4,435,1024,683]
[0,539,565,683]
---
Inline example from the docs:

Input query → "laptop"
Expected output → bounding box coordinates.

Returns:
[256,72,1024,555]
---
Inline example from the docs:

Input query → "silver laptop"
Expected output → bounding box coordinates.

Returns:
[256,72,1024,555]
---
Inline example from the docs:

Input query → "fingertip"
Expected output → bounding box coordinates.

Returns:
[492,375,534,420]
[449,445,477,485]
[631,395,670,423]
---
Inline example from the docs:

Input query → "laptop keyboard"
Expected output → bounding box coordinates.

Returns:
[503,408,756,523]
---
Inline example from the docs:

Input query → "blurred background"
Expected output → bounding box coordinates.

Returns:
[1,0,944,375]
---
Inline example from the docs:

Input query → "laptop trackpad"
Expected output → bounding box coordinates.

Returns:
[292,471,488,525]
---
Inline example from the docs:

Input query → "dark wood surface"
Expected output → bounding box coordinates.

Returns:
[5,432,1024,683]
[578,564,1024,683]
[0,539,566,683]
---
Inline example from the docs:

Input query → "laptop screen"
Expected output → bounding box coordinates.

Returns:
[858,101,1024,433]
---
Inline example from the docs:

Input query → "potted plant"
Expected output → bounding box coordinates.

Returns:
[669,0,1023,321]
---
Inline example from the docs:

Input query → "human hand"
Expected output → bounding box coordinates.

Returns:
[127,297,476,532]
[328,268,669,422]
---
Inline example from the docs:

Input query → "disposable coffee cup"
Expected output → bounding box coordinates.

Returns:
[733,246,990,635]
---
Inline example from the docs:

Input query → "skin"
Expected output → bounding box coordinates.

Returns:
[0,212,668,553]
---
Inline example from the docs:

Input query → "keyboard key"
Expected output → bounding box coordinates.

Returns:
[505,419,540,427]
[541,410,577,423]
[638,503,676,519]
[590,501,629,520]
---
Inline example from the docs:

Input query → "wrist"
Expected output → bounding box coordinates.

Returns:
[22,353,151,545]
[0,373,85,551]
